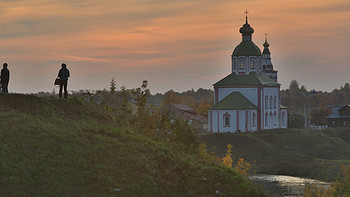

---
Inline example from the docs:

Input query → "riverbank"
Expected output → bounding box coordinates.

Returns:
[249,174,331,197]
[201,128,350,181]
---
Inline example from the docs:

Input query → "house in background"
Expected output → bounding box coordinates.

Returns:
[326,105,350,127]
[163,103,208,131]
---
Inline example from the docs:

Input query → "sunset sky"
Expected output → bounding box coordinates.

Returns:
[1,0,350,94]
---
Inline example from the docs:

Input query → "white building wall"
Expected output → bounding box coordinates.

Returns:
[208,109,258,133]
[262,87,280,130]
[237,110,245,132]
[210,86,286,132]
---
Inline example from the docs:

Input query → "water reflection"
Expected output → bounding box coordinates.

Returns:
[249,174,330,197]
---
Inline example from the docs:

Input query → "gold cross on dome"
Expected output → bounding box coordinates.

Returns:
[244,10,249,23]
[244,10,249,17]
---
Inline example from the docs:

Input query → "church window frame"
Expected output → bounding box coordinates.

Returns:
[265,96,268,109]
[270,96,273,109]
[265,112,268,127]
[252,112,256,127]
[274,96,277,109]
[270,112,273,127]
[274,112,277,126]
[250,60,255,69]
[240,61,245,70]
[223,112,231,127]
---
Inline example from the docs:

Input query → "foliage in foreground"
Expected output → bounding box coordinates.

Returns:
[221,144,251,177]
[0,91,266,196]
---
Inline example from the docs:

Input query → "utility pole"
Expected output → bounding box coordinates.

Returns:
[308,104,311,128]
[304,105,307,129]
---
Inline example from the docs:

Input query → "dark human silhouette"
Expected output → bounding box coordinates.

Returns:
[1,63,10,94]
[58,63,70,99]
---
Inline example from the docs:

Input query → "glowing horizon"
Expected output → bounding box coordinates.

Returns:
[1,0,350,94]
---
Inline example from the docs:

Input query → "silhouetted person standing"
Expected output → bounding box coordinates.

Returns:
[58,63,70,99]
[1,63,10,94]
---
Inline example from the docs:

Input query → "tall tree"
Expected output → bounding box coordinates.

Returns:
[110,78,116,94]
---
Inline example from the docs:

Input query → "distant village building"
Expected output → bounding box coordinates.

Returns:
[164,103,208,131]
[326,105,350,127]
[208,14,288,133]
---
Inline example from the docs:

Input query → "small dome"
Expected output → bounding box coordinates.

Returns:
[263,40,269,47]
[263,40,270,54]
[262,48,271,54]
[232,40,262,56]
[239,23,254,36]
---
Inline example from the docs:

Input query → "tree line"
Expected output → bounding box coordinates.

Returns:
[281,80,350,126]
[34,79,350,127]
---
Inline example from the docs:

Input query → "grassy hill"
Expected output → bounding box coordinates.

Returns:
[201,128,350,181]
[0,94,266,197]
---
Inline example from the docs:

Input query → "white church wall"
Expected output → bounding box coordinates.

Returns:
[262,87,280,130]
[208,110,258,133]
[237,110,245,132]
[215,86,282,131]
[250,110,258,132]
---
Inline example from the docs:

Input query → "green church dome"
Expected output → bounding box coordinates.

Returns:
[232,40,262,56]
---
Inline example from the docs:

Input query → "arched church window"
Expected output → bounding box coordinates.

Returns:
[250,60,255,69]
[274,96,277,109]
[240,61,244,70]
[274,112,277,126]
[252,112,256,127]
[265,112,268,127]
[265,96,268,109]
[270,96,272,109]
[223,112,231,127]
[270,112,273,127]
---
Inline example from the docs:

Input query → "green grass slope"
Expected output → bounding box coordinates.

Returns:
[0,94,266,197]
[202,128,350,181]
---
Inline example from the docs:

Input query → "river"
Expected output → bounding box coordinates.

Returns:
[249,174,331,197]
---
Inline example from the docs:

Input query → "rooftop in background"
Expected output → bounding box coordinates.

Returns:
[168,103,196,112]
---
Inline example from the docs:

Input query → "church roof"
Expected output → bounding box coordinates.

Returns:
[213,72,280,87]
[232,40,262,56]
[209,92,257,110]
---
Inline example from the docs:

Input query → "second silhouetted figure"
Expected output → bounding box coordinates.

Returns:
[1,63,10,94]
[58,63,70,99]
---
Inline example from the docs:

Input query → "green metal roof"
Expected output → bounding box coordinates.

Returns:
[232,40,262,56]
[280,104,288,109]
[209,92,257,110]
[213,72,280,87]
